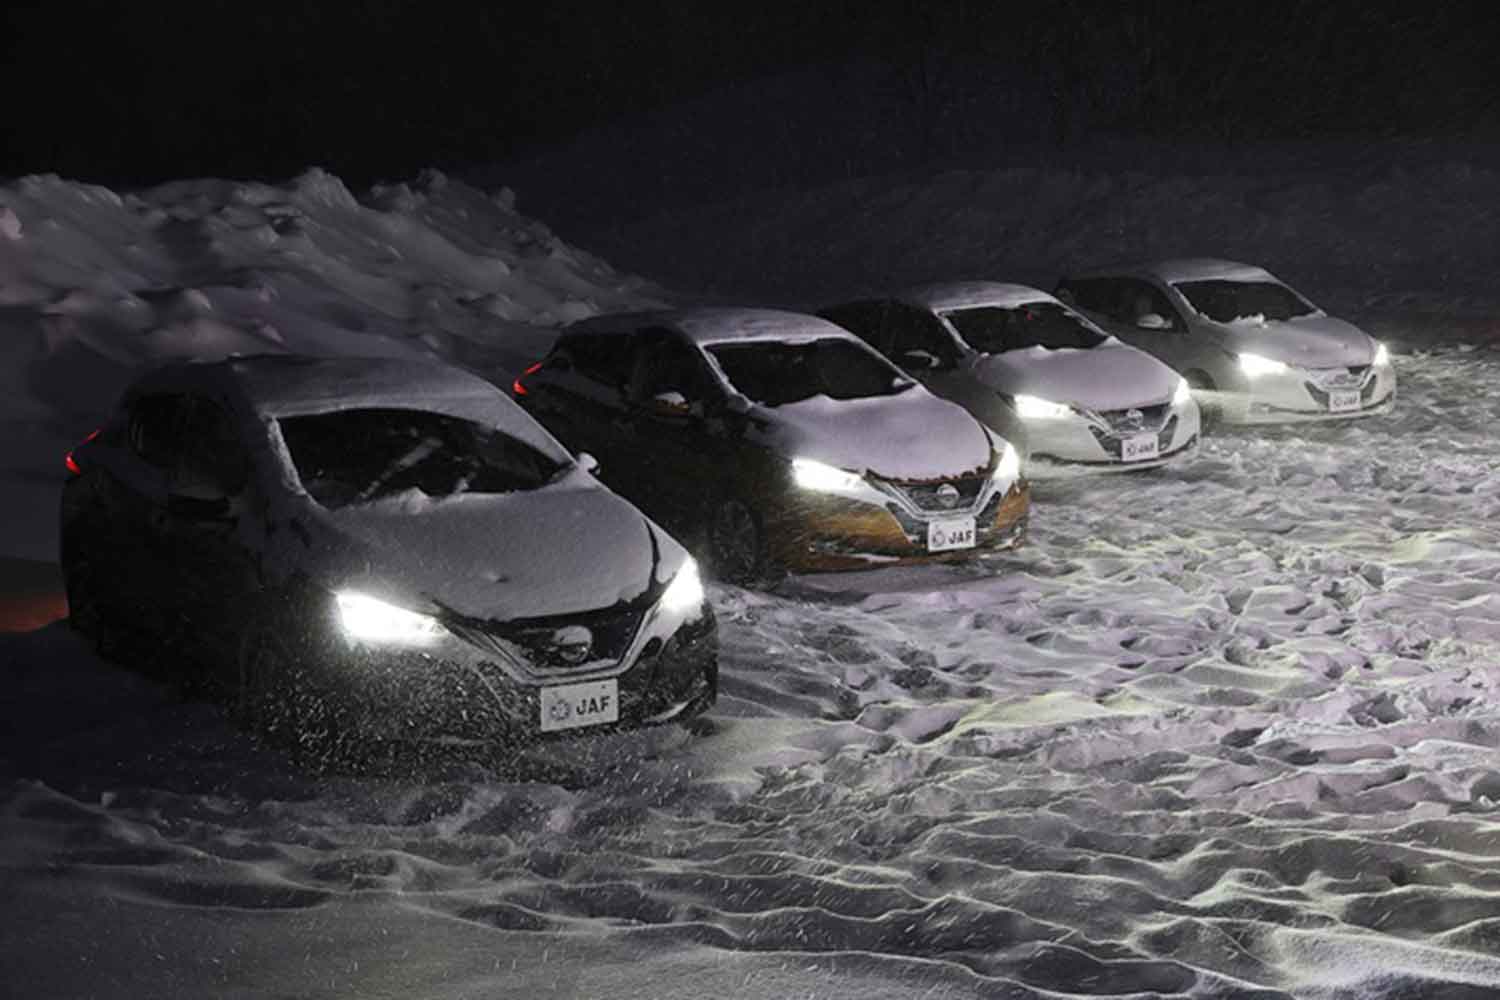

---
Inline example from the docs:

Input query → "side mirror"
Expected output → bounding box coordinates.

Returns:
[576,452,600,475]
[1136,313,1171,331]
[899,349,940,371]
[649,390,693,417]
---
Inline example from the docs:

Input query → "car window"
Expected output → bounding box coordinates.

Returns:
[628,329,716,405]
[1055,278,1122,319]
[707,338,913,406]
[942,302,1107,353]
[556,332,634,389]
[176,397,249,494]
[1115,279,1184,331]
[888,305,962,368]
[278,408,567,508]
[1173,279,1317,323]
[128,394,190,469]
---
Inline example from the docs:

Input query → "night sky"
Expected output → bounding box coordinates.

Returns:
[4,2,1497,195]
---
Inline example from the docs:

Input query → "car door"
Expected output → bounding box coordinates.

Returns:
[156,394,259,663]
[615,327,725,536]
[528,330,635,461]
[113,392,194,644]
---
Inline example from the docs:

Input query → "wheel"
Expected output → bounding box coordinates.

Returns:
[1185,371,1222,435]
[707,497,783,587]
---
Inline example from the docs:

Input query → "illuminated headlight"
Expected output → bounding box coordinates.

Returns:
[1373,342,1390,367]
[659,558,704,614]
[335,591,445,645]
[991,441,1020,484]
[1173,377,1193,407]
[792,457,863,492]
[1238,352,1288,378]
[1013,394,1071,420]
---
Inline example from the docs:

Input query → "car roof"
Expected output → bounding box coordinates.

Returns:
[1066,258,1279,285]
[125,354,571,457]
[896,281,1060,312]
[567,307,860,347]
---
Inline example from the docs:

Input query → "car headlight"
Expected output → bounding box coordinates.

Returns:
[1173,377,1193,407]
[335,591,445,645]
[659,558,704,614]
[1373,342,1390,367]
[1013,394,1071,419]
[992,441,1020,484]
[792,457,863,492]
[1238,353,1288,378]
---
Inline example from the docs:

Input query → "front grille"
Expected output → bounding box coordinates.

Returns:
[447,606,645,674]
[1094,402,1170,436]
[1086,414,1178,459]
[1306,365,1371,390]
[878,475,987,513]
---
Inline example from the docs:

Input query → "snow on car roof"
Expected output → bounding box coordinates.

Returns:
[570,308,859,346]
[900,281,1059,312]
[1069,258,1279,285]
[129,355,571,457]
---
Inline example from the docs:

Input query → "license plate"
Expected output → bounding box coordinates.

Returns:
[927,516,976,552]
[539,679,619,733]
[1328,389,1361,413]
[1121,433,1159,462]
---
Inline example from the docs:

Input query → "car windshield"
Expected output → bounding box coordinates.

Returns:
[1173,279,1317,323]
[707,338,913,406]
[942,302,1106,353]
[278,407,566,508]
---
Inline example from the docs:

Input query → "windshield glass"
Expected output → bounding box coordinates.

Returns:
[1173,280,1317,323]
[707,338,912,406]
[942,302,1106,353]
[279,407,566,508]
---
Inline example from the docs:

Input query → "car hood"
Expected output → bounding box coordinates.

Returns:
[969,338,1181,410]
[1211,313,1376,367]
[754,387,993,480]
[308,475,680,621]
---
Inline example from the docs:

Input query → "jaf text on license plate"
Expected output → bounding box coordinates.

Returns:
[1328,390,1361,413]
[927,517,976,552]
[539,679,619,733]
[1122,433,1159,462]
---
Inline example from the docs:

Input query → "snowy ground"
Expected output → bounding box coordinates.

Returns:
[4,167,1500,997]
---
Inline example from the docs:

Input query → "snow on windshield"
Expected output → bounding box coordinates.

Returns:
[708,338,911,406]
[1174,279,1317,323]
[279,408,566,508]
[942,302,1105,353]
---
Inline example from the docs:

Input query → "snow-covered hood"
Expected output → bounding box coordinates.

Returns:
[969,339,1180,410]
[305,475,677,621]
[1207,313,1377,367]
[756,388,992,480]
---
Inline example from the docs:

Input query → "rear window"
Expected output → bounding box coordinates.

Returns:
[1173,280,1316,323]
[707,338,912,407]
[942,302,1106,353]
[279,408,566,508]
[556,333,634,387]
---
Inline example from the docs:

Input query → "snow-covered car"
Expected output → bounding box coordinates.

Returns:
[512,308,1029,581]
[59,355,716,747]
[1055,259,1396,425]
[820,283,1200,475]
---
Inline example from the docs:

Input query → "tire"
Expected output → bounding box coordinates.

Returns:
[707,497,784,588]
[1185,371,1222,435]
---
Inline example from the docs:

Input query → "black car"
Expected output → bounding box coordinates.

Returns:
[60,355,716,749]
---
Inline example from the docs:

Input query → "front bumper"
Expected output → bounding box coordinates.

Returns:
[1024,400,1201,476]
[312,609,717,743]
[1215,364,1397,424]
[769,482,1030,572]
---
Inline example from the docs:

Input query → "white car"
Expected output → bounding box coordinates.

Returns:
[820,283,1200,475]
[1056,259,1396,425]
[60,355,717,749]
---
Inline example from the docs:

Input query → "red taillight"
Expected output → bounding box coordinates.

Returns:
[65,428,101,476]
[512,361,544,397]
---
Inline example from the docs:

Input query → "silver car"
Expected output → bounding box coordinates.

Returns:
[820,283,1200,476]
[1056,259,1396,426]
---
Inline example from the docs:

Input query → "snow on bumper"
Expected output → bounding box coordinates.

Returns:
[1024,398,1200,476]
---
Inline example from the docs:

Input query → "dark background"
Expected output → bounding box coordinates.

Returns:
[4,2,1498,207]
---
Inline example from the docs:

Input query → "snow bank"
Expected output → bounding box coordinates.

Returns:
[0,169,661,560]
